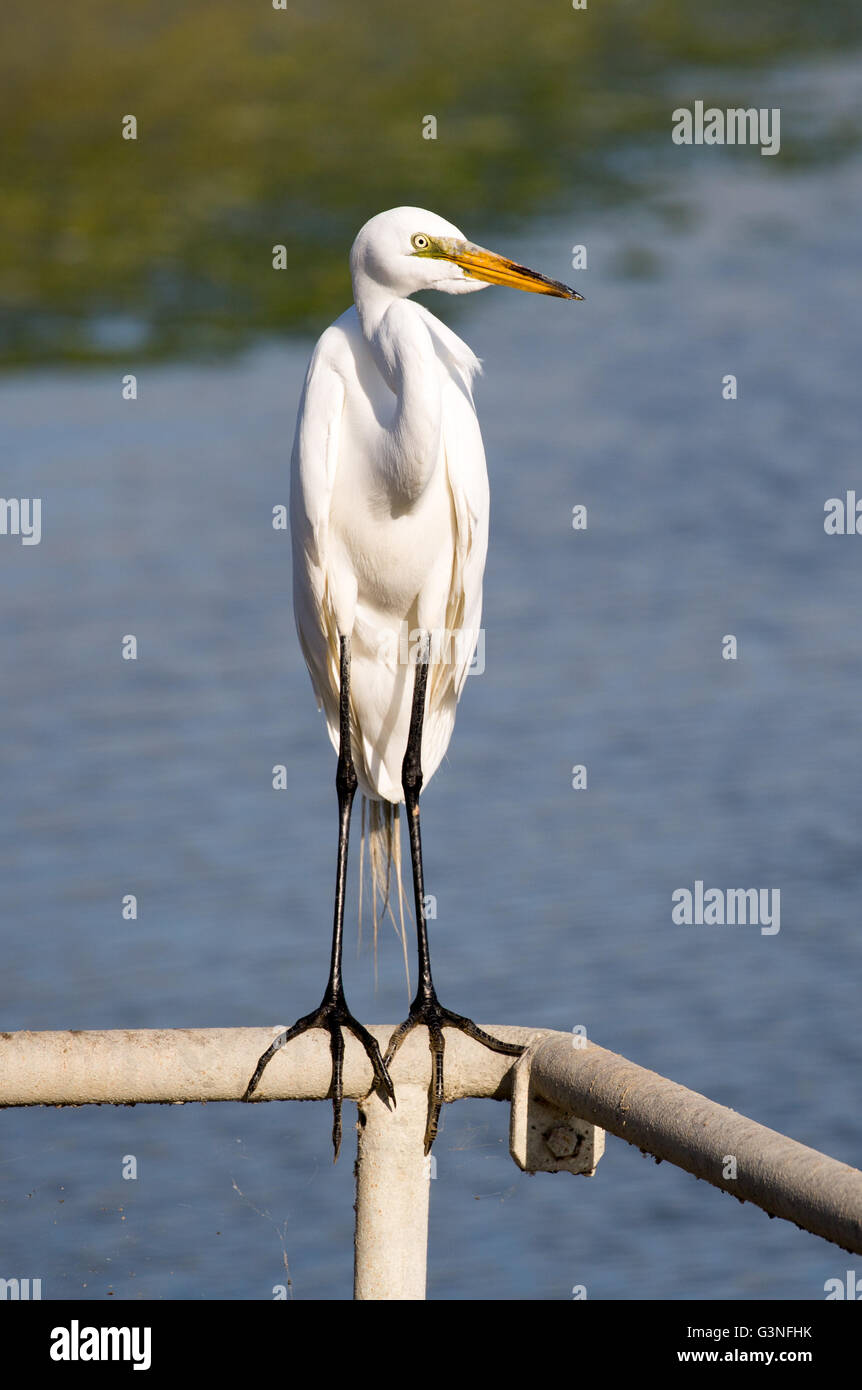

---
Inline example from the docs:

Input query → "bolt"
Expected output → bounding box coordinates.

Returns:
[546,1124,578,1159]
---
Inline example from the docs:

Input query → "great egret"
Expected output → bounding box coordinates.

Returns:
[244,207,581,1154]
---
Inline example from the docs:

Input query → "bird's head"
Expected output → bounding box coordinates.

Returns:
[350,206,583,302]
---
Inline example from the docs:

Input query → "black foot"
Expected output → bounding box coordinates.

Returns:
[385,994,525,1154]
[243,994,395,1161]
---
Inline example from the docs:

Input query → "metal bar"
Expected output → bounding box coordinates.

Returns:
[354,1084,430,1300]
[0,1026,534,1105]
[528,1035,862,1255]
[1,1027,860,1254]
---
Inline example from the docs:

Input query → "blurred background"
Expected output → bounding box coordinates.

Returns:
[1,0,861,1300]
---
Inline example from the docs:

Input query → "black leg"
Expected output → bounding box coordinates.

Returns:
[244,634,395,1159]
[384,632,525,1153]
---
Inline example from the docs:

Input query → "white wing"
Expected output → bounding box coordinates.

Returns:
[411,303,489,707]
[445,386,489,701]
[289,326,346,732]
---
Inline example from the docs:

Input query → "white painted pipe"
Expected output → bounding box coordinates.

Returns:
[0,1026,535,1105]
[528,1034,862,1255]
[1,1027,860,1255]
[354,1085,430,1300]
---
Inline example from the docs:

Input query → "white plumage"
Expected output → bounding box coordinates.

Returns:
[291,208,491,804]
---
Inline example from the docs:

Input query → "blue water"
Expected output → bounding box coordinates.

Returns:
[2,59,861,1300]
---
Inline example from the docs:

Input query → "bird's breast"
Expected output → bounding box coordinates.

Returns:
[329,452,455,623]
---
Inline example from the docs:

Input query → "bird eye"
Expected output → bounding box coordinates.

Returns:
[411,233,430,251]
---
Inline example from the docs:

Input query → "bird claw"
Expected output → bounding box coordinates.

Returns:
[385,996,525,1154]
[243,995,395,1161]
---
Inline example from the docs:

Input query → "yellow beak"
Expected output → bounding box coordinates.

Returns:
[431,237,583,300]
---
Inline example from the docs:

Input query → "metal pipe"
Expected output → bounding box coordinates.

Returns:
[529,1035,862,1255]
[0,1026,534,1105]
[354,1085,430,1300]
[1,1027,860,1254]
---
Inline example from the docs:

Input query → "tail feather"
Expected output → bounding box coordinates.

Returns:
[359,797,412,996]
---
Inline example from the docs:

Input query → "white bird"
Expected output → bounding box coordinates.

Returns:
[245,207,581,1153]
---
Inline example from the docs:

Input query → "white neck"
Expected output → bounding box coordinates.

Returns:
[354,276,443,509]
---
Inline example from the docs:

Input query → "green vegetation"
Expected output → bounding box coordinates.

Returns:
[1,0,859,365]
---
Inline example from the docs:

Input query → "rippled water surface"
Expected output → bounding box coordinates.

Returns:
[2,57,861,1301]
